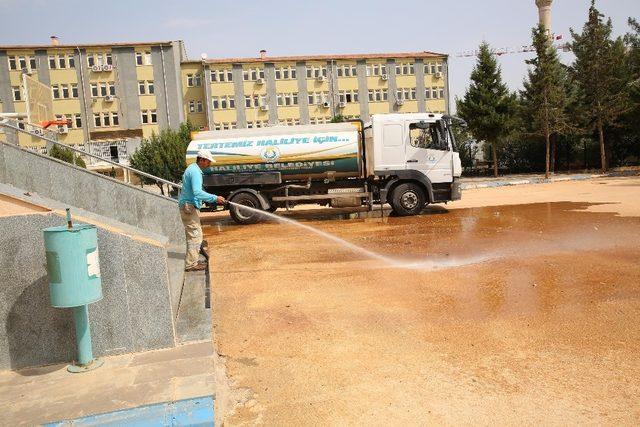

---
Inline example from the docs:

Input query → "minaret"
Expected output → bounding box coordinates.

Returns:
[535,0,553,36]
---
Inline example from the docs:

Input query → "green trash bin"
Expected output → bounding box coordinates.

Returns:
[43,210,104,372]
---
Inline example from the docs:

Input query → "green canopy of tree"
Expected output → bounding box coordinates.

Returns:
[456,42,515,177]
[569,0,630,172]
[520,24,571,178]
[49,144,86,168]
[128,121,196,195]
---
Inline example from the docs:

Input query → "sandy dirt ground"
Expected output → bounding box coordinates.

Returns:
[205,177,640,425]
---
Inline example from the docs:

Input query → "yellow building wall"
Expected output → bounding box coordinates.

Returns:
[180,63,207,128]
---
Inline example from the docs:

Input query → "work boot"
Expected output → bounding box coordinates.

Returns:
[185,262,207,272]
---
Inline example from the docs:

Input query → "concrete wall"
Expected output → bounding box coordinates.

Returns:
[113,47,142,130]
[0,212,175,370]
[0,141,184,244]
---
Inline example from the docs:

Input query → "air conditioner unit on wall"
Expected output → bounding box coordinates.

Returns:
[104,95,115,102]
[435,72,443,79]
[316,75,326,82]
[337,101,346,108]
[58,127,68,134]
[381,74,388,81]
[260,104,269,111]
[256,78,265,85]
[321,101,330,108]
[102,64,113,72]
[91,65,102,72]
[396,98,405,106]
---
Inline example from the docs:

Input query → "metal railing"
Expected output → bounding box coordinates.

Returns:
[0,119,182,198]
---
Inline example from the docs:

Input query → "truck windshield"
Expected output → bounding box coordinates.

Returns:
[409,121,448,151]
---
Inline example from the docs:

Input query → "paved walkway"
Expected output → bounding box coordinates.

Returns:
[0,342,215,425]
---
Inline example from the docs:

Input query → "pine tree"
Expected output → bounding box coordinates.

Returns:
[457,42,513,177]
[569,0,629,172]
[520,24,570,178]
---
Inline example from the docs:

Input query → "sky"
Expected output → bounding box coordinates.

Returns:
[1,0,638,112]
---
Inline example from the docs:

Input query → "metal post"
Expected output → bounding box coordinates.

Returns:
[73,305,93,365]
[67,304,103,372]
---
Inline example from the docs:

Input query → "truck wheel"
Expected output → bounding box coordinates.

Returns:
[391,183,425,216]
[229,193,264,224]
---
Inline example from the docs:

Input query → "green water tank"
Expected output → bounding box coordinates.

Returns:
[43,224,103,308]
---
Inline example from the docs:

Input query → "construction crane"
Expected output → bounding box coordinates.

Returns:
[456,35,570,58]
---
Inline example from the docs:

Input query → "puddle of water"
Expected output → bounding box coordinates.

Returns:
[227,201,494,271]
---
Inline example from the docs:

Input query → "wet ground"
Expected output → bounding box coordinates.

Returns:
[205,177,640,425]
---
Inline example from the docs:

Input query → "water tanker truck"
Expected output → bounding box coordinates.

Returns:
[186,113,464,224]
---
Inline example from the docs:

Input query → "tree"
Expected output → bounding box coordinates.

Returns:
[520,24,571,178]
[129,124,193,195]
[49,144,86,168]
[457,42,513,177]
[569,1,629,172]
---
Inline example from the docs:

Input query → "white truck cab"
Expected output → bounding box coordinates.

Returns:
[366,113,463,215]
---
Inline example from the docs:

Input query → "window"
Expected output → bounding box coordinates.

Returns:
[71,84,78,98]
[88,55,95,67]
[103,114,111,127]
[8,56,17,70]
[94,113,101,127]
[135,52,143,65]
[18,56,26,69]
[425,88,431,99]
[59,56,67,69]
[196,100,203,112]
[212,96,235,109]
[211,69,233,82]
[112,113,119,126]
[337,64,357,78]
[106,53,113,66]
[52,85,60,99]
[187,73,202,87]
[75,114,82,128]
[395,62,414,75]
[437,62,443,73]
[68,55,75,68]
[439,88,445,99]
[189,100,195,113]
[12,86,21,101]
[49,55,57,69]
[338,90,359,103]
[432,87,438,99]
[62,85,69,99]
[100,83,107,97]
[141,110,157,124]
[306,66,327,79]
[144,52,152,65]
[431,63,437,74]
[138,81,153,95]
[90,83,98,97]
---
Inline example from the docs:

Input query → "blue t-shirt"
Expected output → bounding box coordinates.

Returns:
[178,163,217,209]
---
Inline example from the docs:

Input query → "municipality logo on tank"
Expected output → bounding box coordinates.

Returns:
[260,146,281,163]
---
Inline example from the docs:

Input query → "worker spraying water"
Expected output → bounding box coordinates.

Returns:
[178,150,226,271]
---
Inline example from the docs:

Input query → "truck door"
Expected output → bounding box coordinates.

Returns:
[378,122,406,170]
[405,120,453,183]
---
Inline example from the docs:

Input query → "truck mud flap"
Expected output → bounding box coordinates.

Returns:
[451,180,462,201]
